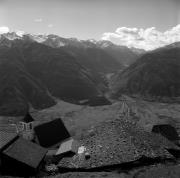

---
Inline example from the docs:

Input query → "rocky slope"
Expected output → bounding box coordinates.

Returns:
[59,118,177,169]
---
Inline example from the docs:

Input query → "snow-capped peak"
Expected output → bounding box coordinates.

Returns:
[0,27,25,40]
[2,32,21,40]
[87,39,97,44]
[15,30,25,37]
[30,34,48,43]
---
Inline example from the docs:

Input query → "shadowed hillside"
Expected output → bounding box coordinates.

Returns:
[0,40,102,115]
[111,44,180,100]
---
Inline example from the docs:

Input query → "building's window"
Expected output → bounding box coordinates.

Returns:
[18,122,24,131]
[29,123,32,129]
[25,123,28,130]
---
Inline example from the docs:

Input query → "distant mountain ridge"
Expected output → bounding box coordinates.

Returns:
[0,32,145,66]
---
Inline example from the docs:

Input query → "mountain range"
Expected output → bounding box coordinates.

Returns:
[1,31,180,115]
[0,32,144,65]
[0,32,143,115]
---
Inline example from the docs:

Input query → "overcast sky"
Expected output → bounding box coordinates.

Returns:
[0,0,179,49]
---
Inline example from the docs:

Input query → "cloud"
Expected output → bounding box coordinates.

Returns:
[102,25,180,50]
[48,24,53,28]
[0,26,9,34]
[34,18,43,22]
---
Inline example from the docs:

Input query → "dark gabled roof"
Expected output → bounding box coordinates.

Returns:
[0,131,18,151]
[152,124,179,141]
[22,112,34,123]
[3,138,47,169]
[34,118,70,148]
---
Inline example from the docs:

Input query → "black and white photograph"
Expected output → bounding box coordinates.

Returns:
[0,0,180,177]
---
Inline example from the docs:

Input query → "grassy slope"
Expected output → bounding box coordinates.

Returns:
[31,97,180,138]
[1,96,180,137]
